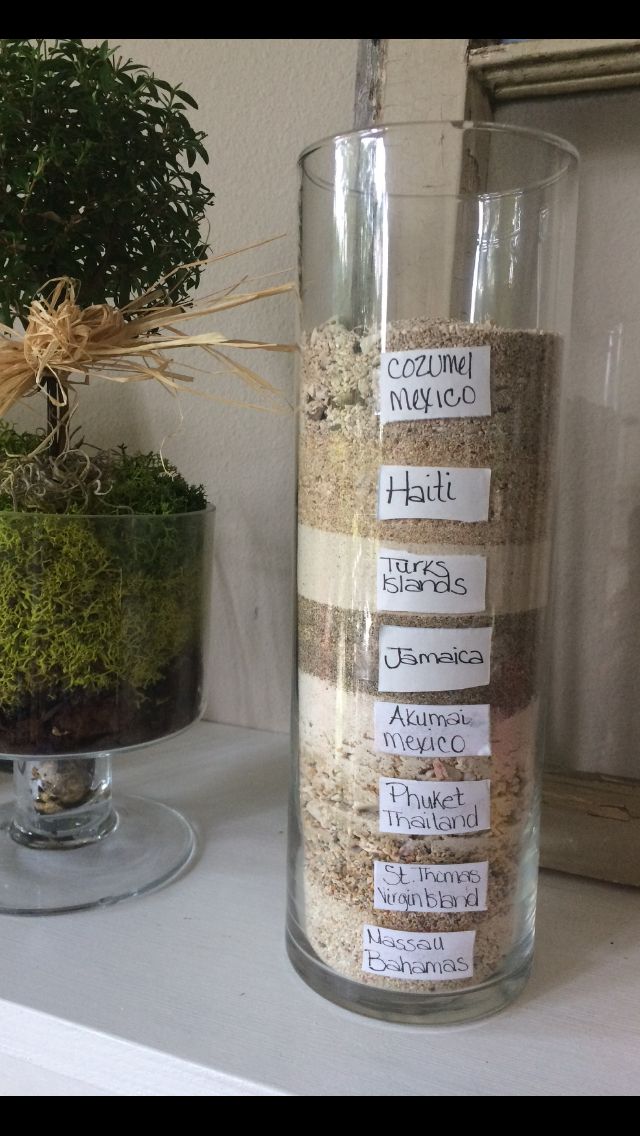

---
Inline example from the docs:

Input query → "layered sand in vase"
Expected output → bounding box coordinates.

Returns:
[295,317,558,993]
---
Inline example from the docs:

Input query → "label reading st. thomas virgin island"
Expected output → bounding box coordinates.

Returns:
[373,860,489,913]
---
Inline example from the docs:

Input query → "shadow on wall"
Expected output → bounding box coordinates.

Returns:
[548,323,640,779]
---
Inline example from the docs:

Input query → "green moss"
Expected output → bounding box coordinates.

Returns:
[0,429,208,516]
[0,427,209,712]
[96,449,207,516]
[0,513,202,710]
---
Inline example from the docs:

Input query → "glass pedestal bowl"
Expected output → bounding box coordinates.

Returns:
[0,507,214,914]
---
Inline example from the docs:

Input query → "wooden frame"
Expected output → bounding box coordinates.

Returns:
[468,39,640,101]
[354,37,640,885]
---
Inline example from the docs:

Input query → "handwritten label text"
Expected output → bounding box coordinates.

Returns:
[373,860,489,912]
[378,777,491,835]
[378,466,490,522]
[374,701,491,757]
[379,346,491,424]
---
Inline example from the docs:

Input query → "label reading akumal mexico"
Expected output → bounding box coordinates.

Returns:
[379,345,491,424]
[373,860,489,912]
[374,701,491,758]
[379,777,491,835]
[378,625,491,692]
[362,924,475,980]
[378,466,490,522]
[377,548,486,614]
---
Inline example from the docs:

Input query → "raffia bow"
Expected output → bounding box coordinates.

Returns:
[0,242,296,420]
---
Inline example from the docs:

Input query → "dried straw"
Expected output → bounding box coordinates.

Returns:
[0,241,296,419]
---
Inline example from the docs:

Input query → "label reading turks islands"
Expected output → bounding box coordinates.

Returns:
[374,701,491,758]
[379,777,490,835]
[378,466,490,522]
[379,345,491,424]
[362,924,475,981]
[378,625,491,692]
[377,548,486,614]
[373,860,489,913]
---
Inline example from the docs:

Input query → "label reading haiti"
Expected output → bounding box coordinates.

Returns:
[362,924,475,980]
[379,345,491,424]
[377,548,486,614]
[378,466,490,522]
[374,701,491,758]
[378,625,492,693]
[378,777,491,835]
[373,860,489,913]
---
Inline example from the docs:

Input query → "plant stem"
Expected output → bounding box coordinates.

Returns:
[44,371,67,455]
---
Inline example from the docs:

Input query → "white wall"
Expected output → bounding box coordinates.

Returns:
[11,39,358,733]
[498,91,640,777]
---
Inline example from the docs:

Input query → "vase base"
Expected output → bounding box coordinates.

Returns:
[0,795,195,915]
[286,918,532,1025]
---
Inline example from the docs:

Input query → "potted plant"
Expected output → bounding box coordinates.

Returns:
[0,39,291,912]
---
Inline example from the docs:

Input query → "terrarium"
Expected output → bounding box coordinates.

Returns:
[288,121,578,1022]
[0,39,290,913]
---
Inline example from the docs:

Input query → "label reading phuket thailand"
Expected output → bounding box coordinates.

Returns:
[378,625,491,692]
[378,777,491,835]
[362,924,475,981]
[377,548,486,614]
[373,701,491,758]
[379,345,491,424]
[378,466,490,522]
[373,860,489,913]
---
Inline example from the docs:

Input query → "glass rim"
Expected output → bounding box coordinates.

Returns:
[0,502,216,522]
[299,119,579,200]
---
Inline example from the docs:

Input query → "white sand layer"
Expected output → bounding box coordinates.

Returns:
[297,523,550,615]
[297,670,538,808]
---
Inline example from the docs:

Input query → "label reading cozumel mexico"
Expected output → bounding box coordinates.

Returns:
[378,625,491,693]
[373,701,491,758]
[378,777,491,835]
[373,860,489,913]
[378,466,491,522]
[377,548,486,614]
[379,345,491,424]
[362,925,475,980]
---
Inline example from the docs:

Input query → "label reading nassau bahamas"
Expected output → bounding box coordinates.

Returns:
[379,345,490,424]
[362,924,475,980]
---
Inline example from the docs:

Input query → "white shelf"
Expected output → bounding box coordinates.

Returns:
[0,721,638,1096]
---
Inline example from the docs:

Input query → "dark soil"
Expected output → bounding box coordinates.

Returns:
[0,647,204,756]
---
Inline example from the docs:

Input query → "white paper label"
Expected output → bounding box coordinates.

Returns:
[378,777,491,835]
[378,625,492,692]
[379,345,491,424]
[374,701,491,757]
[377,548,486,614]
[373,860,489,913]
[362,924,475,981]
[378,466,490,522]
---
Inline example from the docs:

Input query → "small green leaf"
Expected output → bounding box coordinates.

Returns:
[176,88,198,109]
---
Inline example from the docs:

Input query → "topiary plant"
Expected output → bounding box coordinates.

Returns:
[0,38,213,326]
[0,39,289,888]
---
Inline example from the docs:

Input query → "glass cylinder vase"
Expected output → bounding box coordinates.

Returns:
[287,121,578,1023]
[0,506,214,914]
